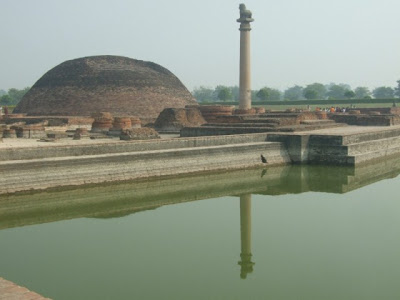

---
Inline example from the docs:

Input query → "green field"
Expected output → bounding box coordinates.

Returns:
[255,102,395,111]
[200,99,398,111]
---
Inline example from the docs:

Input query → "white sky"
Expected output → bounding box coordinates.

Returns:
[0,0,399,91]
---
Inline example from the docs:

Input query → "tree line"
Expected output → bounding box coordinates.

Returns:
[0,87,30,106]
[1,82,399,105]
[192,80,400,102]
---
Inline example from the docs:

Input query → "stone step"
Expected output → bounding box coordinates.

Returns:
[202,123,277,128]
[308,145,348,157]
[254,113,301,118]
[181,127,278,136]
[0,134,272,161]
[352,145,400,164]
[309,127,400,146]
[0,142,290,194]
[306,154,355,165]
[241,118,281,124]
[347,135,400,155]
[300,119,335,125]
[182,123,347,137]
[308,144,400,166]
[308,135,400,157]
[0,141,281,169]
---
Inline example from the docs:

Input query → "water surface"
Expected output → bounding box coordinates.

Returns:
[1,158,400,299]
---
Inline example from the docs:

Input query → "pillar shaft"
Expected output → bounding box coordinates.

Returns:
[240,194,252,255]
[239,30,252,110]
[237,3,254,111]
[238,193,255,279]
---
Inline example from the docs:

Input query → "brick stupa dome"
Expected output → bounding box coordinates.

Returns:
[14,55,197,120]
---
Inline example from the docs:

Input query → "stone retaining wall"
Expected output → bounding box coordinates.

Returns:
[330,114,400,126]
[0,277,50,300]
[0,133,269,161]
[0,140,289,194]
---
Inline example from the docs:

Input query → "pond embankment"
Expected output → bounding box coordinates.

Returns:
[0,133,289,194]
[1,125,400,195]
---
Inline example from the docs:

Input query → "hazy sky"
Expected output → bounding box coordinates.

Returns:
[1,0,399,91]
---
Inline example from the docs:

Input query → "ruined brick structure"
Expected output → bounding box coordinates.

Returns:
[14,55,197,120]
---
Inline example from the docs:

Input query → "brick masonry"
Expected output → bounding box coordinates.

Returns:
[0,277,50,300]
[14,56,197,119]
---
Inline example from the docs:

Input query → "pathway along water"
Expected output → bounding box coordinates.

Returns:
[0,156,400,299]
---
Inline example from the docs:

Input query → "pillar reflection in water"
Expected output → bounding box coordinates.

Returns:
[238,193,255,279]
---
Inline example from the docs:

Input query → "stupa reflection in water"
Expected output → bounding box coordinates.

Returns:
[238,194,255,279]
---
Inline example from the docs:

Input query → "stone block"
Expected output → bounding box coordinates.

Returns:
[120,128,160,140]
[154,107,205,132]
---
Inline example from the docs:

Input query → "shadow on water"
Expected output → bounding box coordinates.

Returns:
[0,156,400,231]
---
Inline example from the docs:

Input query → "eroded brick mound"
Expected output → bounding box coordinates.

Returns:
[154,107,206,131]
[131,117,142,128]
[349,110,361,115]
[234,108,256,115]
[120,128,160,140]
[368,111,381,115]
[91,112,113,132]
[14,55,197,119]
[198,105,234,122]
[255,107,266,114]
[112,117,132,130]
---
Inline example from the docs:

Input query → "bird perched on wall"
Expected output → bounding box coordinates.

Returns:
[260,154,267,163]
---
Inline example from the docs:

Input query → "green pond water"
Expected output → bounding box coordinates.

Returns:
[1,157,400,300]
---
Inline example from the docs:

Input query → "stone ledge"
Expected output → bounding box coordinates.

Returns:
[0,142,290,194]
[0,277,50,300]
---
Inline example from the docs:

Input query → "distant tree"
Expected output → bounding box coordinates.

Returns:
[230,85,240,101]
[284,85,304,101]
[0,94,12,105]
[217,86,232,101]
[304,89,318,100]
[251,90,258,101]
[256,88,269,101]
[7,87,30,104]
[192,86,215,102]
[325,83,351,93]
[268,88,281,101]
[0,89,6,97]
[303,83,327,100]
[395,80,400,98]
[372,86,394,99]
[256,87,281,101]
[326,84,347,100]
[354,87,371,99]
[344,90,356,99]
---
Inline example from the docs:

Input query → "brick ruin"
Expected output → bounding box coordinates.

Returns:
[13,55,197,121]
[154,106,206,132]
[331,107,400,126]
[179,105,400,137]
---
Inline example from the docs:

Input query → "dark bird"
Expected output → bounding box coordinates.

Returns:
[260,154,267,164]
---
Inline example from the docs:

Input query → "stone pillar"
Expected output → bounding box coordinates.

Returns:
[237,4,254,111]
[238,193,255,279]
